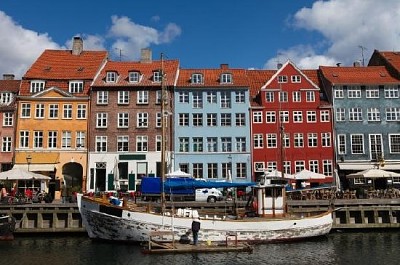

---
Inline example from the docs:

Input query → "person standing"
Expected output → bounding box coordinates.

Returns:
[191,217,201,245]
[61,181,67,203]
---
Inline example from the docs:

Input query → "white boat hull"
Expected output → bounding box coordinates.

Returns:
[78,195,333,243]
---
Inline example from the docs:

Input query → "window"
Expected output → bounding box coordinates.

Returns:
[221,137,232,152]
[351,134,364,154]
[321,133,331,147]
[308,133,318,147]
[48,131,57,149]
[253,111,262,123]
[106,72,117,83]
[207,137,218,152]
[386,107,400,121]
[0,92,12,104]
[153,71,162,82]
[338,134,346,154]
[293,111,303,123]
[118,113,129,128]
[21,103,31,118]
[367,108,380,121]
[97,91,108,104]
[192,113,203,126]
[336,108,346,121]
[236,163,247,178]
[193,137,203,152]
[179,137,189,152]
[236,137,246,152]
[294,133,304,148]
[117,136,129,152]
[291,75,301,83]
[253,134,263,148]
[306,91,315,102]
[279,111,289,123]
[320,110,330,122]
[292,91,301,102]
[278,75,288,83]
[254,162,265,172]
[307,111,316,122]
[220,91,231,108]
[30,81,45,93]
[266,134,277,148]
[156,112,162,128]
[384,86,399,98]
[2,137,12,152]
[235,91,245,103]
[191,73,203,84]
[323,160,333,176]
[19,131,29,148]
[49,104,59,119]
[62,131,72,148]
[220,73,232,83]
[192,91,203,108]
[334,87,344,98]
[136,136,148,151]
[137,91,148,104]
[118,91,129,104]
[154,90,162,105]
[266,111,276,123]
[96,113,108,128]
[284,161,291,175]
[283,133,290,148]
[137,113,148,128]
[207,91,217,103]
[77,104,87,119]
[265,91,274,102]
[279,91,288,102]
[156,135,162,151]
[389,134,400,153]
[207,113,217,126]
[178,91,189,103]
[63,104,72,119]
[366,87,379,98]
[129,71,140,82]
[95,136,107,152]
[295,161,305,173]
[76,131,85,148]
[222,162,232,179]
[369,134,383,161]
[34,131,43,148]
[69,81,83,93]
[220,113,231,126]
[349,108,363,121]
[3,112,13,126]
[309,160,319,173]
[179,113,189,126]
[207,163,218,179]
[193,163,203,178]
[348,87,361,98]
[235,113,245,126]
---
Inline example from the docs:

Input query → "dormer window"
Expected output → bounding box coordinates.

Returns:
[69,81,84,93]
[0,92,13,104]
[153,71,162,82]
[30,80,45,93]
[106,72,117,83]
[129,71,140,83]
[220,73,232,84]
[191,73,203,84]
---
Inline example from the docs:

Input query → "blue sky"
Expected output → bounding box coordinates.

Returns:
[1,0,400,78]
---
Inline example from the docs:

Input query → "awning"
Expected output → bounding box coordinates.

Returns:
[13,164,56,172]
[338,163,400,171]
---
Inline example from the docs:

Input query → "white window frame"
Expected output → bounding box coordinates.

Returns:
[118,91,130,104]
[220,73,232,84]
[291,75,301,83]
[48,104,59,119]
[3,112,13,126]
[137,90,149,104]
[21,103,31,118]
[136,135,148,152]
[118,112,129,128]
[97,91,108,104]
[191,73,203,84]
[77,104,87,119]
[30,80,45,93]
[69,81,84,93]
[2,136,12,152]
[137,112,148,128]
[63,104,72,119]
[96,113,108,128]
[106,72,117,83]
[95,136,107,152]
[129,71,140,83]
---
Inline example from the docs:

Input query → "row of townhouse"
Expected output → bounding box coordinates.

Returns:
[1,37,400,199]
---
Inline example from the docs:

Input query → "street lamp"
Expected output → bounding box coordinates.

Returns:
[26,155,32,171]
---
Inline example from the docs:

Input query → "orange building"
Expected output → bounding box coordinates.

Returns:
[14,37,108,199]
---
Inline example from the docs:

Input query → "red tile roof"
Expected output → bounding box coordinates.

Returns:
[372,51,400,70]
[246,69,275,98]
[0,80,20,92]
[319,66,399,85]
[23,50,108,80]
[92,60,179,87]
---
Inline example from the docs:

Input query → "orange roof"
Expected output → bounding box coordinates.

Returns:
[0,79,20,92]
[319,66,399,85]
[176,67,249,88]
[23,49,108,80]
[246,69,275,98]
[92,60,179,87]
[372,51,400,70]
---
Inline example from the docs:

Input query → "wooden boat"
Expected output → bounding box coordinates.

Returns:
[0,215,16,241]
[78,174,333,243]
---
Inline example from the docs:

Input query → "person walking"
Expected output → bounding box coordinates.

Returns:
[191,217,201,245]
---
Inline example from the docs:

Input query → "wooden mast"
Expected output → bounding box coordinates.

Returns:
[160,53,166,214]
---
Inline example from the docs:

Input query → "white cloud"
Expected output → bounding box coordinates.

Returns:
[108,15,181,60]
[266,0,400,69]
[65,34,106,51]
[0,11,61,78]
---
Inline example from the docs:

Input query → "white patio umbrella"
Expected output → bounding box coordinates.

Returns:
[294,169,326,180]
[0,167,51,181]
[346,168,400,179]
[264,169,294,179]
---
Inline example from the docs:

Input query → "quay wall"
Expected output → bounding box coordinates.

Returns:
[1,199,400,233]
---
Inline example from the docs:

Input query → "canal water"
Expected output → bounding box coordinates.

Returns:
[1,231,399,265]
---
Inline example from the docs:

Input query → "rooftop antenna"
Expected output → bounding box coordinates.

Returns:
[358,45,367,66]
[115,48,123,61]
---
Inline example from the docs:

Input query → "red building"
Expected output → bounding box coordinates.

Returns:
[248,61,334,188]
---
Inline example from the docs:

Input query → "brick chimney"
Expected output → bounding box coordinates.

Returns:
[72,36,83,55]
[140,48,152,63]
[220,64,229,69]
[3,74,15,80]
